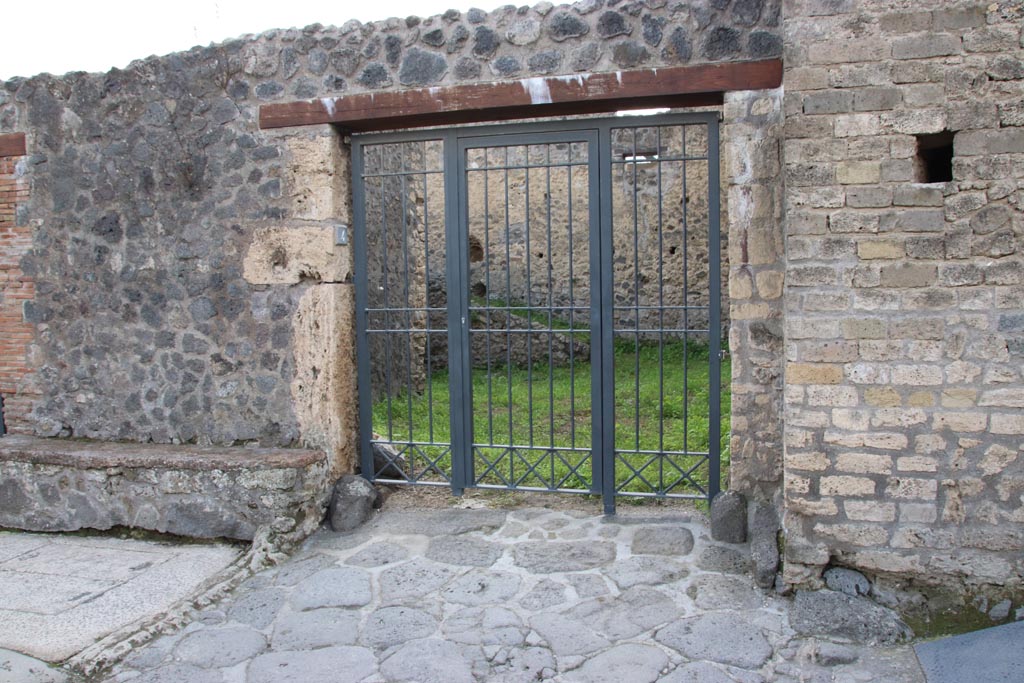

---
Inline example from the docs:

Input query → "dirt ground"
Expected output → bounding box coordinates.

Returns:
[378,483,710,520]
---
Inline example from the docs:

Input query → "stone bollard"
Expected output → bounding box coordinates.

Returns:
[710,490,747,543]
[750,500,781,589]
[327,475,382,532]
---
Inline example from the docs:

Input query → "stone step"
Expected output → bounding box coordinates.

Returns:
[0,435,329,543]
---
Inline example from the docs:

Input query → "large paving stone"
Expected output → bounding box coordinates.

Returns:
[658,661,737,683]
[513,541,616,573]
[631,526,695,556]
[380,558,458,603]
[569,574,610,598]
[371,510,507,536]
[529,613,611,656]
[444,606,525,646]
[426,536,504,567]
[270,608,360,650]
[137,663,224,683]
[605,555,688,589]
[345,542,409,568]
[569,587,681,640]
[361,605,439,649]
[273,553,338,586]
[290,567,372,611]
[488,646,556,683]
[247,646,376,683]
[174,626,267,668]
[520,578,568,611]
[687,574,764,610]
[227,588,288,629]
[563,643,668,683]
[442,569,521,605]
[696,545,751,574]
[655,612,773,669]
[791,590,912,645]
[380,638,476,683]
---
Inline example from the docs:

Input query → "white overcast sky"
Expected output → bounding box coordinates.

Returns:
[4,0,506,80]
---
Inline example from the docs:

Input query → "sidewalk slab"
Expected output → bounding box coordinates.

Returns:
[0,531,242,662]
[915,620,1024,683]
[0,649,70,683]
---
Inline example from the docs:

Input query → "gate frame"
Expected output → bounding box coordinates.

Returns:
[352,112,721,514]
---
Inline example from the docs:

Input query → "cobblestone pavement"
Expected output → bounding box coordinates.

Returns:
[103,505,926,683]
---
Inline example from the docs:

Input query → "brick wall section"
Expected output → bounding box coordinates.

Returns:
[0,153,35,433]
[782,0,1024,590]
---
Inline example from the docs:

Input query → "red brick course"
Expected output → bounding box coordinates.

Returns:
[0,152,36,433]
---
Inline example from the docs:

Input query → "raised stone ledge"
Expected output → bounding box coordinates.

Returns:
[0,435,330,545]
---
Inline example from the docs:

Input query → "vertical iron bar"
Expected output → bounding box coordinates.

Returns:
[681,128,690,461]
[447,131,469,494]
[353,140,375,480]
[524,150,534,451]
[546,146,555,460]
[707,118,722,500]
[400,145,415,447]
[657,127,665,491]
[382,155,394,443]
[567,156,577,452]
[632,129,641,457]
[423,164,435,443]
[484,154,495,446]
[504,148,514,484]
[596,126,615,514]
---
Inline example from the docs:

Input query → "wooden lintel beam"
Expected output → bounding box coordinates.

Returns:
[259,59,782,132]
[0,133,26,157]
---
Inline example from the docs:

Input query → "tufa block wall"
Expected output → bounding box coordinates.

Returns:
[781,0,1024,594]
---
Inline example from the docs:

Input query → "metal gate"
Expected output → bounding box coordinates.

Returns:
[353,114,721,513]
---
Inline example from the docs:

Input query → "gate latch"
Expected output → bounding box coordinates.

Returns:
[335,224,350,246]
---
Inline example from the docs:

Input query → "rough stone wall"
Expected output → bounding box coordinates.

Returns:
[0,153,36,434]
[0,0,781,451]
[781,0,1024,594]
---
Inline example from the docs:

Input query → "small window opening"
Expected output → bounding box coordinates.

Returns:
[0,394,6,437]
[915,131,955,183]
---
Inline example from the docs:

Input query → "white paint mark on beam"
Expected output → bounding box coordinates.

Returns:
[554,73,590,87]
[521,77,552,105]
[320,98,337,117]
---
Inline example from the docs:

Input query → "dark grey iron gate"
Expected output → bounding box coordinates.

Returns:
[353,114,721,514]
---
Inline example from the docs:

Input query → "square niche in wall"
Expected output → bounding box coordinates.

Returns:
[915,131,955,183]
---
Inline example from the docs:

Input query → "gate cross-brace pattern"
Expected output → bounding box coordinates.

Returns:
[353,114,722,514]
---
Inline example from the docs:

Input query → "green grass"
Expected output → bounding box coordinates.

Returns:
[373,339,731,497]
